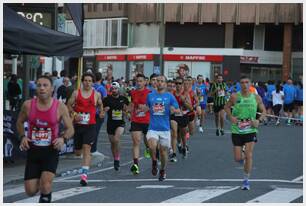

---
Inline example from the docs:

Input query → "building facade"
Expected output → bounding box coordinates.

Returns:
[65,3,303,82]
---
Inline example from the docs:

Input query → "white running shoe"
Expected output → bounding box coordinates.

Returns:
[196,119,200,126]
[198,127,204,133]
[91,151,103,157]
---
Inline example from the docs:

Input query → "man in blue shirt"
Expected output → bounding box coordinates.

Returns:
[91,72,107,155]
[146,75,180,181]
[294,81,303,125]
[266,80,276,123]
[195,75,208,133]
[283,78,297,125]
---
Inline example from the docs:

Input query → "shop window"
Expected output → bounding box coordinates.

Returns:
[233,24,254,50]
[292,25,303,52]
[264,24,283,51]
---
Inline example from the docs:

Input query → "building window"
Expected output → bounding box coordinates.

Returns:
[233,24,254,50]
[93,4,97,12]
[292,25,302,52]
[264,24,283,51]
[108,4,112,11]
[103,4,107,11]
[118,3,123,10]
[87,4,92,12]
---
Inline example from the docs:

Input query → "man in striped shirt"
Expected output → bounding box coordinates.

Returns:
[210,74,228,136]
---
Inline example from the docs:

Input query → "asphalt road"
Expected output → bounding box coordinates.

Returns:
[4,114,303,203]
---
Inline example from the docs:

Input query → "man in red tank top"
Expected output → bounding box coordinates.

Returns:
[129,74,151,175]
[17,76,74,203]
[67,73,104,186]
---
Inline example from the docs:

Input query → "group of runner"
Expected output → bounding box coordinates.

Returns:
[17,64,271,202]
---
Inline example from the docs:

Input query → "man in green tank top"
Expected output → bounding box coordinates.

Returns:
[224,76,266,190]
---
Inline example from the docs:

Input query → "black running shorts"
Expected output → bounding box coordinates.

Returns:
[231,133,257,147]
[213,104,225,113]
[107,121,125,135]
[74,124,96,150]
[24,146,59,180]
[172,115,189,128]
[283,103,294,112]
[130,122,149,135]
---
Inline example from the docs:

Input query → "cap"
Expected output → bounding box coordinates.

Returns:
[111,82,120,88]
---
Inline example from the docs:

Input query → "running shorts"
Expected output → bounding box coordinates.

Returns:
[147,130,171,148]
[107,121,125,135]
[74,124,96,150]
[231,133,257,147]
[130,122,149,135]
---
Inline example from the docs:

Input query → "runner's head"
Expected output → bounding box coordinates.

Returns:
[187,76,193,89]
[36,75,54,100]
[63,77,70,87]
[240,76,251,92]
[183,78,190,91]
[217,74,223,83]
[81,73,95,91]
[110,82,120,96]
[156,75,167,92]
[178,64,189,78]
[167,79,175,92]
[287,78,293,85]
[175,77,184,91]
[136,73,146,90]
[150,73,158,89]
[197,75,204,84]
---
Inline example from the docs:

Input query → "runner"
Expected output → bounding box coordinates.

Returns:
[283,78,296,125]
[185,76,198,140]
[195,75,209,133]
[272,84,284,125]
[172,77,191,159]
[129,74,151,175]
[210,74,228,136]
[17,75,74,203]
[168,79,178,161]
[146,75,180,181]
[224,76,266,190]
[67,73,104,186]
[147,73,158,92]
[103,82,129,171]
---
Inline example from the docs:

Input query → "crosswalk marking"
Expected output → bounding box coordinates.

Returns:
[15,186,105,203]
[162,186,239,203]
[136,185,174,189]
[4,187,25,198]
[247,188,303,203]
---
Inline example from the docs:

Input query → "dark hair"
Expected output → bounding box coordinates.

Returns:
[197,74,203,79]
[150,73,158,80]
[52,70,58,77]
[37,75,53,86]
[276,84,281,93]
[175,77,184,82]
[205,78,210,83]
[298,81,303,89]
[95,72,102,82]
[157,74,167,82]
[10,74,18,83]
[136,73,146,79]
[167,79,173,83]
[240,75,250,81]
[60,70,67,77]
[81,72,95,82]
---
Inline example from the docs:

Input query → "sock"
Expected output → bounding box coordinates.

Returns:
[133,158,138,165]
[81,166,89,175]
[244,172,250,180]
[39,192,52,203]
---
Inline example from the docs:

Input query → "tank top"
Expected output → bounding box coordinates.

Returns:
[74,89,96,125]
[131,88,151,124]
[173,91,190,115]
[28,98,60,147]
[231,92,258,134]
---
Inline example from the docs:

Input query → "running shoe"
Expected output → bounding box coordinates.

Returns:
[152,163,158,176]
[130,164,140,175]
[198,127,204,133]
[159,170,166,181]
[287,119,292,126]
[169,153,177,162]
[177,143,183,154]
[220,129,224,136]
[196,119,200,126]
[241,179,250,190]
[216,129,220,136]
[80,174,88,186]
[114,160,120,171]
[275,120,280,126]
[144,148,151,158]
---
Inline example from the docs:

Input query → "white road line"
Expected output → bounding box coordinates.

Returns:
[4,187,25,198]
[247,188,303,203]
[54,178,304,184]
[136,185,174,189]
[162,186,239,203]
[291,176,303,182]
[15,186,104,203]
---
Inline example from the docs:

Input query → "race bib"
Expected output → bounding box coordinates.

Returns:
[112,110,123,120]
[78,113,90,124]
[238,120,252,132]
[136,110,146,117]
[199,96,204,102]
[218,89,225,97]
[31,128,52,146]
[153,103,165,115]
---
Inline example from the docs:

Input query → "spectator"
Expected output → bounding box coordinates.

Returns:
[53,70,67,98]
[51,70,58,83]
[7,74,21,111]
[57,77,71,104]
[283,78,297,125]
[272,84,284,126]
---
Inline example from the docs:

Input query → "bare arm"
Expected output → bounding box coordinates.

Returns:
[256,94,267,121]
[59,102,74,139]
[67,90,77,115]
[16,101,31,151]
[224,94,238,124]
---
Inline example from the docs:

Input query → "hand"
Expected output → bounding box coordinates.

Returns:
[138,104,147,112]
[173,108,181,115]
[19,137,30,151]
[230,116,238,124]
[74,114,83,122]
[53,137,65,151]
[104,107,110,112]
[99,110,105,118]
[251,119,260,128]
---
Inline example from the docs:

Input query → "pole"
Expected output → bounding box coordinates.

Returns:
[159,3,165,75]
[12,55,18,75]
[77,57,83,89]
[52,3,58,72]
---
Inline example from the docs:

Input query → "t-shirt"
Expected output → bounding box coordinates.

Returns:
[295,85,303,101]
[210,82,228,106]
[283,84,296,104]
[147,91,179,131]
[272,91,284,106]
[103,95,129,124]
[266,84,276,102]
[131,88,151,124]
[196,83,208,104]
[93,83,107,115]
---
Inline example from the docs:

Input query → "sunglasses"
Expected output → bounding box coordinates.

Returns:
[175,82,183,85]
[240,81,250,84]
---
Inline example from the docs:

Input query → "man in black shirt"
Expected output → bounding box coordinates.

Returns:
[103,82,129,171]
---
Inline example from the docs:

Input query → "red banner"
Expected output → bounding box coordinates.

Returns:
[163,54,223,62]
[127,54,154,61]
[96,55,126,61]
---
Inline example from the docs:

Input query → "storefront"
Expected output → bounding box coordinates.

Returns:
[127,54,154,79]
[96,54,126,80]
[163,54,224,80]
